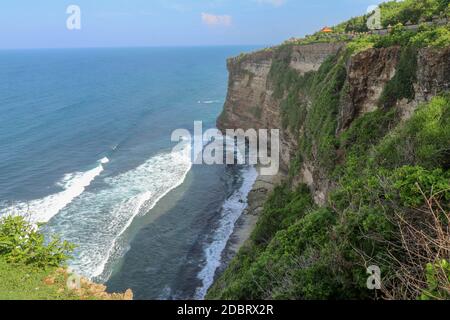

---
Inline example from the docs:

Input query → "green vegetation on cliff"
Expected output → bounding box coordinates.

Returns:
[208,1,450,298]
[378,45,418,108]
[379,0,449,27]
[335,0,449,32]
[269,45,348,173]
[287,0,450,48]
[208,89,450,300]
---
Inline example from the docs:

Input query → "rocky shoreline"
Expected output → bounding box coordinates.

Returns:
[214,169,284,277]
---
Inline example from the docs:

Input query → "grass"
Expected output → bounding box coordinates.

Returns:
[0,257,133,300]
[0,257,80,300]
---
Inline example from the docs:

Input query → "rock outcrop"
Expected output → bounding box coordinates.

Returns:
[47,268,133,300]
[337,47,401,132]
[415,47,450,101]
[339,46,450,131]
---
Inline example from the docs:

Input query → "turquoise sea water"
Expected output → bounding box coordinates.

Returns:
[0,46,259,299]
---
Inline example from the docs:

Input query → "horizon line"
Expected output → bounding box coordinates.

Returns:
[0,44,274,51]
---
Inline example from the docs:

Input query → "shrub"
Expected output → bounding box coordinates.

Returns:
[251,184,313,246]
[346,36,377,55]
[410,25,450,48]
[421,260,450,300]
[376,94,450,169]
[389,166,450,207]
[339,108,399,154]
[379,194,450,300]
[380,0,448,27]
[0,216,74,268]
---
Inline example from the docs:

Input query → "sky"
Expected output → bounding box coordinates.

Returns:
[0,0,386,49]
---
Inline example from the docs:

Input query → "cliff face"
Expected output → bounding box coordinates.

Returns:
[415,47,450,101]
[337,47,401,132]
[339,46,450,131]
[218,44,450,204]
[218,43,345,172]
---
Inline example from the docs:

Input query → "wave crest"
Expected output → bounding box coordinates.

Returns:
[45,143,192,280]
[4,158,108,223]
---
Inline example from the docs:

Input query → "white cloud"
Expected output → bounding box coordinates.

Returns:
[254,0,286,7]
[201,13,232,27]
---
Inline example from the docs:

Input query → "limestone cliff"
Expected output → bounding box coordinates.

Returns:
[218,43,345,173]
[218,43,450,205]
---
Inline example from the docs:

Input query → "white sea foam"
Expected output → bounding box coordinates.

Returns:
[45,142,193,280]
[195,165,258,299]
[4,158,108,224]
[100,157,110,164]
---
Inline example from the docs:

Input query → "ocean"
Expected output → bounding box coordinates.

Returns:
[0,46,259,299]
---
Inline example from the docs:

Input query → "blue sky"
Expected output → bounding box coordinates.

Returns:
[0,0,385,49]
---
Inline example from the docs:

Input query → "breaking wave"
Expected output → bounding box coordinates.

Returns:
[4,158,108,223]
[195,165,258,299]
[45,142,192,280]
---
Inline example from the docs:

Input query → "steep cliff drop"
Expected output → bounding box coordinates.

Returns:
[218,44,449,206]
[210,37,449,299]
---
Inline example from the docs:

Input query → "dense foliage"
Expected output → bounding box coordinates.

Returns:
[208,92,450,300]
[0,216,74,268]
[287,0,450,49]
[379,0,449,27]
[334,0,449,32]
[374,23,450,48]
